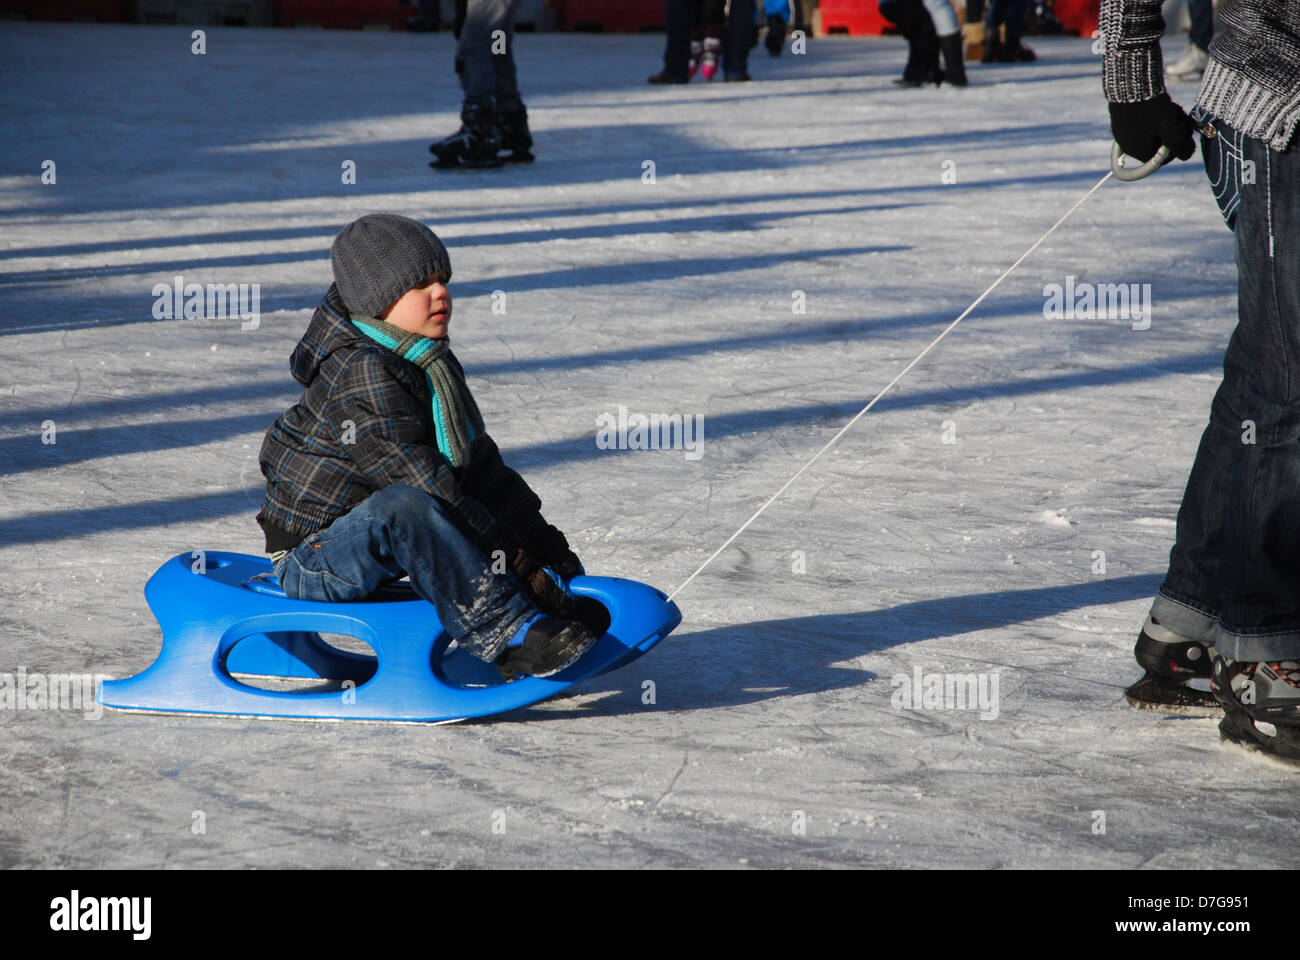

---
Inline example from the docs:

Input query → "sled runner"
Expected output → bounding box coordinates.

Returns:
[99,551,681,724]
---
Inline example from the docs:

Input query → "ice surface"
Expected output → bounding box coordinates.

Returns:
[1,22,1292,869]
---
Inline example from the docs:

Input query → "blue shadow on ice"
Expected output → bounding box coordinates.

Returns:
[472,573,1165,721]
[0,351,1221,538]
[0,335,1222,478]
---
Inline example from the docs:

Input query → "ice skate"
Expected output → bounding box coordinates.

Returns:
[1214,657,1300,766]
[699,36,722,81]
[1166,43,1208,81]
[1123,616,1220,716]
[429,100,505,170]
[496,102,535,163]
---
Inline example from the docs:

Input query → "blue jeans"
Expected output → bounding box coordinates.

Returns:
[1151,116,1300,660]
[923,0,959,36]
[458,0,522,108]
[984,0,1026,31]
[1187,0,1213,52]
[273,485,537,662]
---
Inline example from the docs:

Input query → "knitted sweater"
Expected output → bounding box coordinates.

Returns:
[1100,0,1300,151]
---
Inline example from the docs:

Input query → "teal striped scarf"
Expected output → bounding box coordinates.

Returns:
[349,313,484,469]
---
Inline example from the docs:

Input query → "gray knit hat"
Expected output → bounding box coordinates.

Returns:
[330,214,452,317]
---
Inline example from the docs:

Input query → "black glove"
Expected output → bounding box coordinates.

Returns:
[509,546,610,636]
[509,547,570,612]
[1109,92,1196,163]
[518,523,582,580]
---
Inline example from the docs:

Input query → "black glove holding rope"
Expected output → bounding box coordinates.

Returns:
[1109,92,1197,163]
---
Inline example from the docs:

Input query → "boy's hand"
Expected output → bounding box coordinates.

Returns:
[510,547,575,614]
[509,546,610,636]
[519,523,582,579]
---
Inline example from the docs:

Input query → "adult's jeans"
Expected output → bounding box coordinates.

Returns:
[273,485,537,662]
[1152,115,1300,661]
[1188,0,1213,52]
[459,0,522,108]
[923,0,959,36]
[984,0,1026,30]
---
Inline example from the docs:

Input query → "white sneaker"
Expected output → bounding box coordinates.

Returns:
[1166,43,1208,80]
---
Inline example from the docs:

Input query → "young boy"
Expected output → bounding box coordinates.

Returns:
[256,213,605,681]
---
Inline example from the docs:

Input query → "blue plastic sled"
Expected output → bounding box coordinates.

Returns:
[99,551,682,724]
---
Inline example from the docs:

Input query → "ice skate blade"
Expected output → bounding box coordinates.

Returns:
[430,158,506,171]
[1124,673,1222,717]
[1125,691,1223,718]
[1218,711,1300,769]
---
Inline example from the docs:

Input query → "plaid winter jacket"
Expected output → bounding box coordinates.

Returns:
[1101,0,1300,152]
[255,283,545,555]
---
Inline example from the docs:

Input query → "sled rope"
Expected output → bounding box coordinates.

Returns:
[666,171,1115,604]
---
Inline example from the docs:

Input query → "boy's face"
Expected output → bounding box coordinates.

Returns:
[380,271,452,340]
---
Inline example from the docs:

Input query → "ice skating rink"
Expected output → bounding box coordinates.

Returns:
[2,22,1293,869]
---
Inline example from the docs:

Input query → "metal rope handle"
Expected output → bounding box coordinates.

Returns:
[1110,142,1172,181]
[1111,122,1217,182]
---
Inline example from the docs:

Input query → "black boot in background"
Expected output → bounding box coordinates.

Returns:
[497,101,535,164]
[765,13,785,56]
[981,30,1000,63]
[938,33,967,85]
[999,26,1037,61]
[880,0,943,86]
[429,99,504,169]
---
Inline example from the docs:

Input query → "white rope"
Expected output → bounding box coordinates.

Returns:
[665,171,1116,604]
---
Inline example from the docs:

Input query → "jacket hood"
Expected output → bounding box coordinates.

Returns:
[289,283,370,386]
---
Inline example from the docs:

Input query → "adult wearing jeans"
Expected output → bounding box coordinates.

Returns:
[1102,0,1300,763]
[1166,0,1214,81]
[429,0,534,167]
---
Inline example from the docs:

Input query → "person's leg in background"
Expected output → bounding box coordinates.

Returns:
[651,0,696,82]
[997,0,1035,61]
[981,0,1005,62]
[488,0,533,162]
[1167,0,1213,81]
[880,0,941,86]
[764,0,790,56]
[695,0,726,80]
[724,0,757,80]
[430,0,512,166]
[923,0,966,85]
